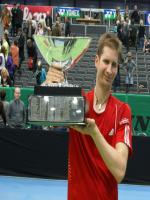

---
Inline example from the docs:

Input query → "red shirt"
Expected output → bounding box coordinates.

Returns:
[68,89,132,200]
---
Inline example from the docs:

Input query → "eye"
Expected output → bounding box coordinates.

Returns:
[103,59,109,64]
[112,62,118,68]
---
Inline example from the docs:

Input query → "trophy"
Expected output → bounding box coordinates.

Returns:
[28,35,91,126]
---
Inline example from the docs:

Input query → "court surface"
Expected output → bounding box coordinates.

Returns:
[0,175,150,200]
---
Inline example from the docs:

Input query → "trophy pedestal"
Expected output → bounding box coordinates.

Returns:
[28,86,86,126]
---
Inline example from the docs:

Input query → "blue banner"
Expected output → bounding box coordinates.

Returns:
[145,12,150,26]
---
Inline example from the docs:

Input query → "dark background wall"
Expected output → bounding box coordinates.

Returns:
[1,0,150,10]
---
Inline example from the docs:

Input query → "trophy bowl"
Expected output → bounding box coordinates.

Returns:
[28,35,92,126]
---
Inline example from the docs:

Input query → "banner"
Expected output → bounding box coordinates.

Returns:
[57,7,81,18]
[104,9,125,21]
[8,5,53,21]
[145,12,150,26]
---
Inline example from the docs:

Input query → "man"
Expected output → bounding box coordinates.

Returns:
[7,87,26,128]
[68,33,132,200]
[47,33,132,199]
[124,51,136,93]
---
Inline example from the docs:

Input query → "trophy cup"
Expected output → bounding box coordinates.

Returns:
[28,35,91,126]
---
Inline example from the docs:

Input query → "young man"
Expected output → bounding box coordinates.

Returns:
[45,33,132,200]
[68,33,132,200]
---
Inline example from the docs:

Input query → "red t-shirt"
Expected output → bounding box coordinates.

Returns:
[68,89,132,200]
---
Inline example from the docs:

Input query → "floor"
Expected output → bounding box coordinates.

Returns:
[0,175,150,200]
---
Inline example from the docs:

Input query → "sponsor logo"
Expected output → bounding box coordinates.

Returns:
[119,118,129,125]
[108,128,114,136]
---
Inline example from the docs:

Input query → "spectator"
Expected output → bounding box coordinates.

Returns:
[65,17,71,37]
[138,20,145,49]
[34,60,46,85]
[26,20,36,41]
[0,68,12,87]
[1,4,11,31]
[7,87,26,129]
[11,3,18,36]
[27,39,37,72]
[0,89,9,114]
[124,5,130,21]
[6,52,15,86]
[52,21,61,36]
[17,28,25,68]
[131,5,140,24]
[45,11,53,31]
[35,23,44,35]
[10,40,19,69]
[15,4,23,33]
[1,35,9,60]
[143,37,150,53]
[0,101,6,127]
[4,31,10,47]
[0,46,6,72]
[124,52,136,93]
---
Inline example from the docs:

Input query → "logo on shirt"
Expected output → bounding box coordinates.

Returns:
[108,128,115,136]
[119,118,129,125]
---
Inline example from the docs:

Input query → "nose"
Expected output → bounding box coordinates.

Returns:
[106,64,112,75]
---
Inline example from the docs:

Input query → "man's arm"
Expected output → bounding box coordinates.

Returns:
[71,118,129,183]
[91,123,129,183]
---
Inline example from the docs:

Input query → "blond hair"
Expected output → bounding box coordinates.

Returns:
[97,33,122,63]
[1,68,9,78]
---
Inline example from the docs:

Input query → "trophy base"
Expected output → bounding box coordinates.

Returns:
[28,86,86,126]
[28,121,86,127]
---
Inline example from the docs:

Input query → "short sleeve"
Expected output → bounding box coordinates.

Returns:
[115,103,132,155]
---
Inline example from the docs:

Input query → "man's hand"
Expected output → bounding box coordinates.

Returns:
[43,64,65,84]
[70,118,98,137]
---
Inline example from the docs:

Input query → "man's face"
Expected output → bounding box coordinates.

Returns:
[14,88,21,100]
[95,46,118,89]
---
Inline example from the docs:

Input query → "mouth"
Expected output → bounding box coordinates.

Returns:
[104,75,112,82]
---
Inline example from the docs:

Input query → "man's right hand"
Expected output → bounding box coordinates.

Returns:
[43,64,65,84]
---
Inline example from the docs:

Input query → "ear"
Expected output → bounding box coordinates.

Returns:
[95,55,99,70]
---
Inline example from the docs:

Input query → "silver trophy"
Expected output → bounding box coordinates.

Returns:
[28,35,91,126]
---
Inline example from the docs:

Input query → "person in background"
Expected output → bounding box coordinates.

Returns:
[34,60,46,85]
[0,100,6,128]
[10,39,19,70]
[35,23,44,35]
[0,46,6,73]
[7,87,26,129]
[131,5,140,25]
[45,11,52,31]
[0,89,9,115]
[17,28,25,69]
[65,17,71,37]
[51,21,61,36]
[143,37,150,53]
[123,51,136,93]
[4,30,10,47]
[67,33,132,200]
[1,4,11,31]
[138,19,145,50]
[27,39,37,72]
[11,3,18,37]
[0,68,12,87]
[1,34,9,60]
[15,4,23,34]
[6,52,15,86]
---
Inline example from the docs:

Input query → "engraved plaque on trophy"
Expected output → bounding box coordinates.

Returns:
[28,35,91,126]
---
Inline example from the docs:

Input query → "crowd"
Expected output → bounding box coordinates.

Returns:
[0,3,149,129]
[0,3,71,88]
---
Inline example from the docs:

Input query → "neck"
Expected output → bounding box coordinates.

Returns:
[95,84,110,102]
